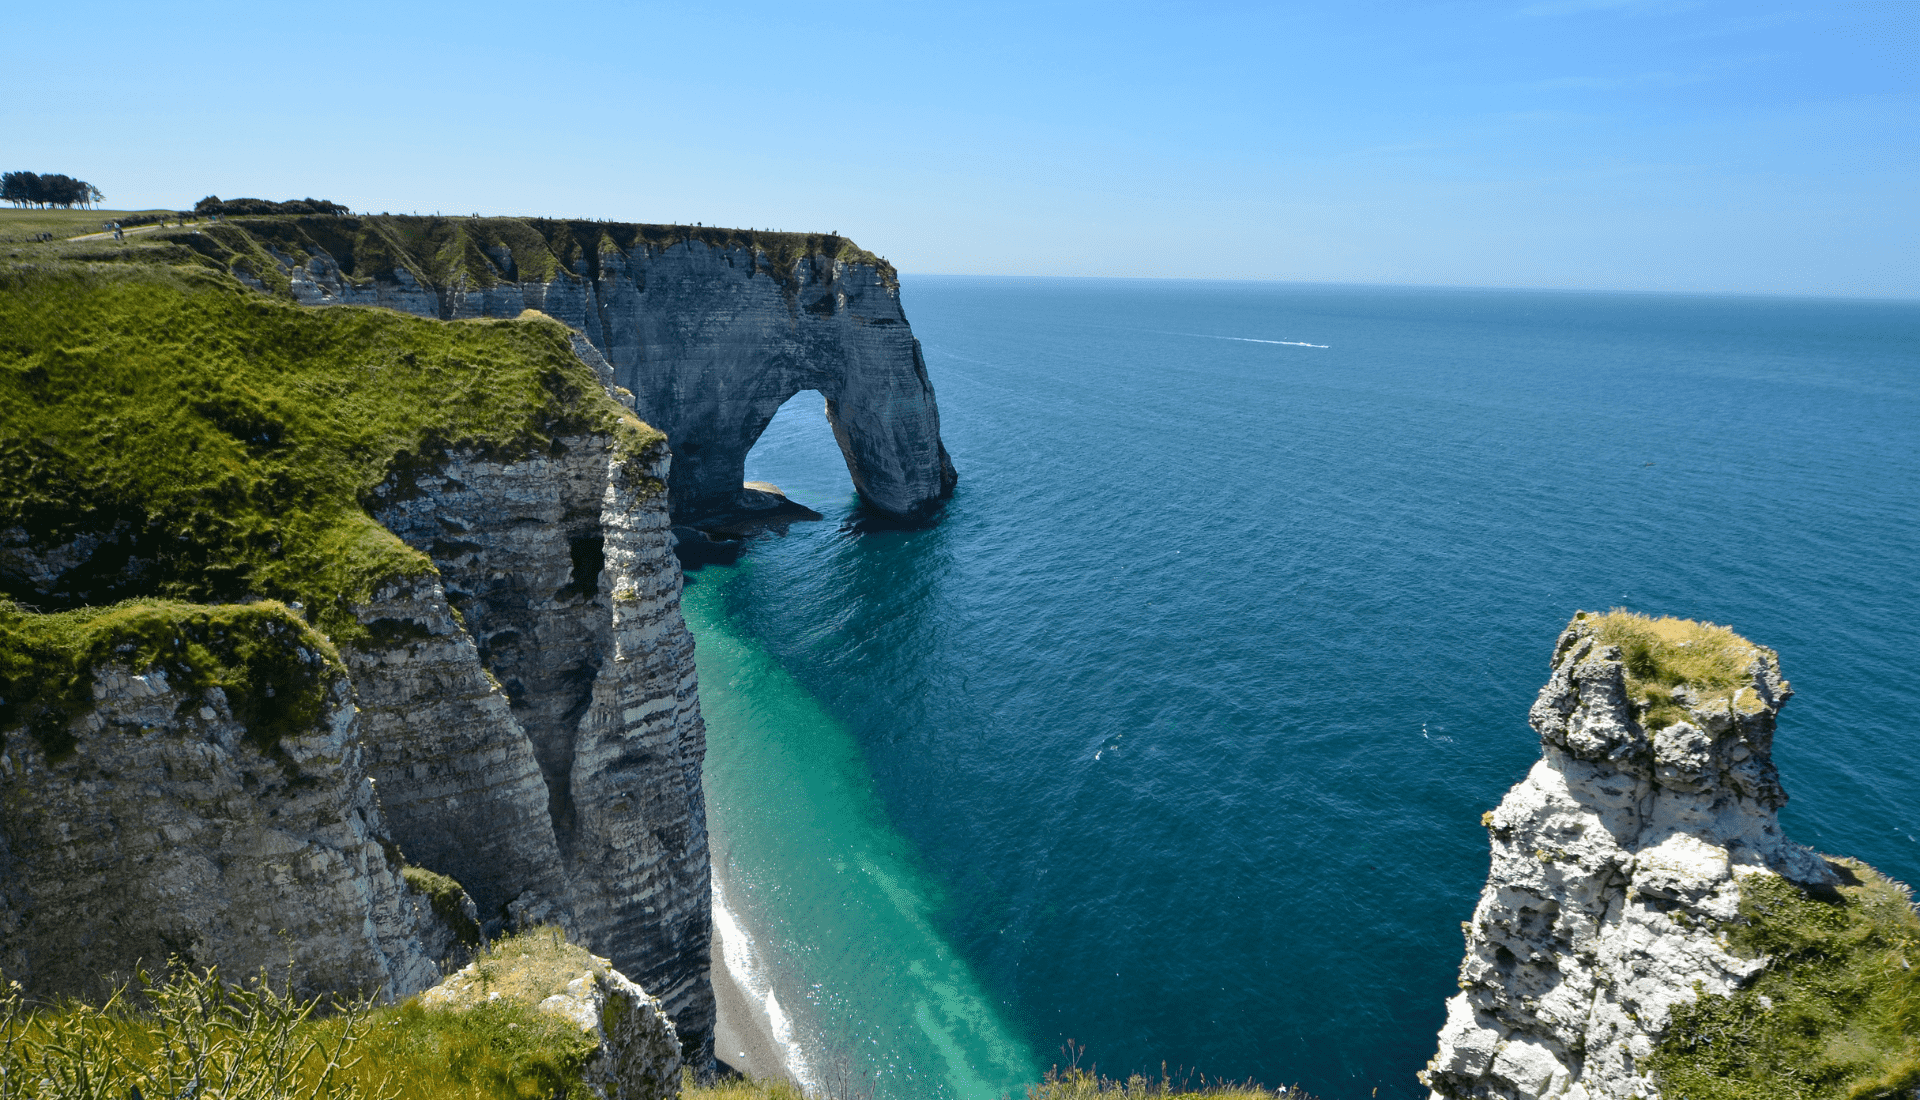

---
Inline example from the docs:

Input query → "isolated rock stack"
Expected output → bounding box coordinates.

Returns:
[1423,612,1839,1100]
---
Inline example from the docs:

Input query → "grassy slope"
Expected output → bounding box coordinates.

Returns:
[1645,861,1920,1100]
[0,208,180,244]
[0,932,605,1100]
[0,260,662,758]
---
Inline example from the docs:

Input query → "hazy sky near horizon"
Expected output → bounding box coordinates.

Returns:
[6,1,1914,296]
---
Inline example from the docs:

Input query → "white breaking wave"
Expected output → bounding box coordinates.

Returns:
[713,877,817,1093]
[1164,331,1330,349]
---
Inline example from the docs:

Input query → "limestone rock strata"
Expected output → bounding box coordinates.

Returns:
[242,218,957,523]
[360,431,712,1063]
[0,662,450,1001]
[1424,618,1836,1100]
[0,426,714,1063]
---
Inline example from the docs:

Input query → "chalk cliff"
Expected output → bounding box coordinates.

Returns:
[184,215,958,524]
[1423,612,1840,1100]
[358,432,712,1054]
[0,621,450,1002]
[0,267,714,1065]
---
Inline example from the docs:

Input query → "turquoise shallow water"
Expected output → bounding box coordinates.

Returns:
[693,278,1920,1100]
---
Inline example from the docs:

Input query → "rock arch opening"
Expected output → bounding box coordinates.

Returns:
[742,390,856,513]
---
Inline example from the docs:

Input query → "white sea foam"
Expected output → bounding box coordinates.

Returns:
[713,876,816,1092]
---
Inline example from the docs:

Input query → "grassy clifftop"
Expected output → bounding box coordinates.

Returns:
[0,260,661,755]
[151,214,895,298]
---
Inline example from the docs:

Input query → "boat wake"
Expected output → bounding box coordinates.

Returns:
[1166,331,1331,349]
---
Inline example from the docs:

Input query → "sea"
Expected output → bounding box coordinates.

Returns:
[689,277,1920,1100]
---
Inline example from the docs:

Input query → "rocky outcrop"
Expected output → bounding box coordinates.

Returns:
[360,430,713,1062]
[422,933,682,1100]
[0,641,453,1002]
[202,216,958,524]
[1423,613,1839,1100]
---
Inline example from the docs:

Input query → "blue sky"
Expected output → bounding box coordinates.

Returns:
[6,1,1914,295]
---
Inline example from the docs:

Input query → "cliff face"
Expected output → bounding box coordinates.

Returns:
[0,268,713,1065]
[360,433,712,1056]
[193,215,958,523]
[0,628,448,1002]
[1424,613,1838,1100]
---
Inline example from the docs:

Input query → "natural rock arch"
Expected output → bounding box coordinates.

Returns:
[506,235,959,525]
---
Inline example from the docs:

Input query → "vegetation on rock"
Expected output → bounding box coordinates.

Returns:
[0,260,662,736]
[1023,1067,1311,1099]
[0,597,337,762]
[1583,608,1772,731]
[154,213,896,296]
[1645,859,1920,1100]
[401,865,482,948]
[0,934,622,1099]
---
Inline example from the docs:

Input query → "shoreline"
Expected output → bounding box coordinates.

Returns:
[711,865,809,1091]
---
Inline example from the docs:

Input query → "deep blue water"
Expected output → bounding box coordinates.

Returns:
[694,277,1920,1100]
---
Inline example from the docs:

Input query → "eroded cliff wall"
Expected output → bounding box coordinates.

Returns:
[361,432,712,1055]
[0,611,450,1002]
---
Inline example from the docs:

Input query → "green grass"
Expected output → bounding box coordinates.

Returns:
[327,927,615,1099]
[0,945,602,1100]
[435,927,610,1007]
[0,208,179,244]
[1644,860,1920,1100]
[0,261,663,752]
[1024,1067,1310,1099]
[684,1072,809,1100]
[0,597,338,763]
[1582,609,1772,731]
[146,214,896,296]
[323,999,596,1099]
[676,1063,1309,1100]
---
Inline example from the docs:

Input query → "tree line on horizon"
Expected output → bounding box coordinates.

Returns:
[2,171,103,209]
[194,195,349,217]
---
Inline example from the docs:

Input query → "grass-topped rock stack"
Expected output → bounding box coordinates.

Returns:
[1425,611,1920,1100]
[1,246,716,1065]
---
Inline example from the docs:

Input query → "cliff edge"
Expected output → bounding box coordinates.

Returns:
[1425,611,1919,1100]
